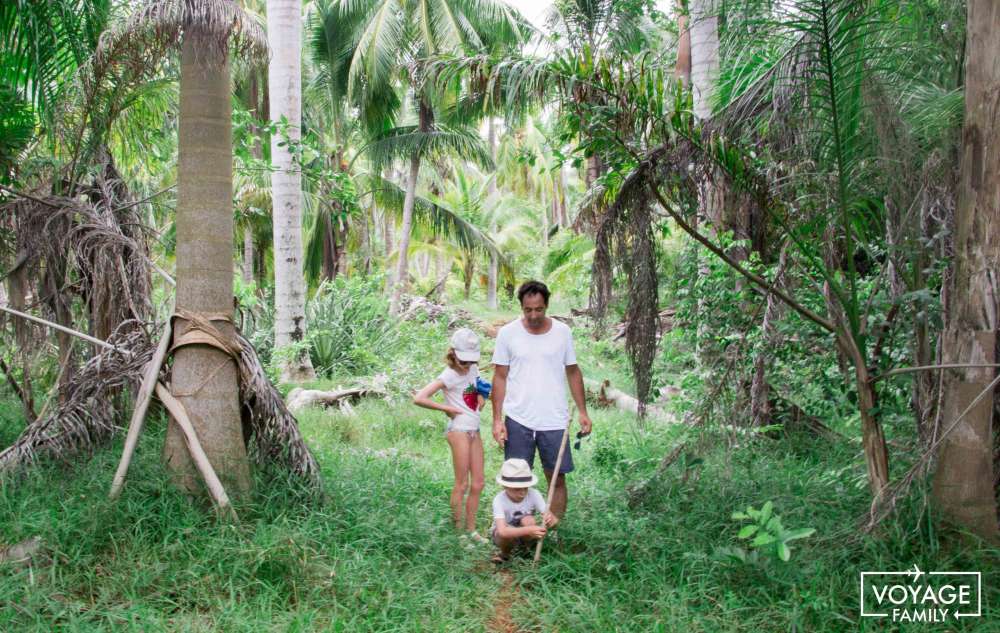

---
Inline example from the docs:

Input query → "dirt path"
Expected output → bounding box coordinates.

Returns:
[487,568,524,633]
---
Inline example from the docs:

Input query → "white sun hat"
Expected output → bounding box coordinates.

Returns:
[495,458,538,488]
[450,327,481,362]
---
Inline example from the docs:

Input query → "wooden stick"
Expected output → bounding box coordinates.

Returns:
[154,383,238,521]
[108,319,173,500]
[534,414,571,563]
[0,304,115,351]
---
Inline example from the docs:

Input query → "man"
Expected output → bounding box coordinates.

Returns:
[491,280,592,519]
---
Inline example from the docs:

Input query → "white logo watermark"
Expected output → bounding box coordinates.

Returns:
[860,566,981,623]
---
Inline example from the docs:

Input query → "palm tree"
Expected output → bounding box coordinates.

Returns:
[337,0,527,313]
[100,0,269,495]
[931,0,999,540]
[267,0,316,382]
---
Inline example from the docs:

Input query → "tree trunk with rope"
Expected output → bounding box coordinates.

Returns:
[163,30,251,496]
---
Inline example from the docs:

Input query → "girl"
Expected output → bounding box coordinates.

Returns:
[413,328,488,544]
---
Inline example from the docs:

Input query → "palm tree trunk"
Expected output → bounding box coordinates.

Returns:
[268,0,315,382]
[689,0,719,120]
[487,255,498,309]
[487,117,499,309]
[242,227,254,284]
[164,29,251,496]
[932,0,999,539]
[463,256,475,300]
[689,0,723,370]
[390,151,422,314]
[322,211,337,281]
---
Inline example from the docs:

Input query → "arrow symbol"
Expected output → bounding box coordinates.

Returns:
[908,564,923,583]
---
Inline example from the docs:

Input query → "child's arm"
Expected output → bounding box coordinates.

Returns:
[412,380,464,418]
[494,518,546,540]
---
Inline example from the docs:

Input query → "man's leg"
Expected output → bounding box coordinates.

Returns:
[503,417,538,468]
[537,428,573,519]
[543,470,567,518]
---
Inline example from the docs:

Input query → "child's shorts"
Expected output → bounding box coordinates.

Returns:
[445,422,479,438]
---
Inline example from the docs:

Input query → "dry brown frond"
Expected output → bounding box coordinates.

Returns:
[235,332,321,486]
[0,321,153,474]
[97,0,269,70]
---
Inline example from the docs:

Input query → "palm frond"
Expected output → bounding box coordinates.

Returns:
[364,172,512,283]
[362,123,495,172]
[97,0,269,69]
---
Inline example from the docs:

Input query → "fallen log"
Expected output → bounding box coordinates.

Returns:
[584,378,673,422]
[0,536,44,567]
[286,385,385,413]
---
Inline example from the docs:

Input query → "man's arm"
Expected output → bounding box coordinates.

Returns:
[491,364,509,446]
[565,364,593,434]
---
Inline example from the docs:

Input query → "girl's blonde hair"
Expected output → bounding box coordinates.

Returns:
[444,348,464,371]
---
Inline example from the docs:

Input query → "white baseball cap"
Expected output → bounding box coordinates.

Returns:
[450,328,480,362]
[496,458,538,488]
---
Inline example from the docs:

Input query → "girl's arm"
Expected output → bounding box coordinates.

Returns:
[412,379,464,417]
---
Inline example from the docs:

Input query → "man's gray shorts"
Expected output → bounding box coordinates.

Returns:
[504,417,574,474]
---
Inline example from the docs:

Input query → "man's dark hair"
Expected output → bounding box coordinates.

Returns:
[517,280,550,306]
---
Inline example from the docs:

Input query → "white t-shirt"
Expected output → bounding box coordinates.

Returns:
[437,365,481,431]
[491,318,577,431]
[491,488,547,529]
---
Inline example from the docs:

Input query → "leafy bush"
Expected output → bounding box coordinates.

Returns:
[306,277,400,376]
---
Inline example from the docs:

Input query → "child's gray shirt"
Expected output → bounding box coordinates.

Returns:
[491,488,547,530]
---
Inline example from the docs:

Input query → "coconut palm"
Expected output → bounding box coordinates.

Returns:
[266,0,316,382]
[99,0,269,495]
[334,0,528,313]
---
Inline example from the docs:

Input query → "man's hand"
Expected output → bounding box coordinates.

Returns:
[542,511,559,528]
[578,410,593,435]
[492,418,507,447]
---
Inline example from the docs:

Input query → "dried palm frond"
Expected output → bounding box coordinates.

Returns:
[96,0,268,70]
[235,332,321,485]
[0,321,152,473]
[0,311,321,487]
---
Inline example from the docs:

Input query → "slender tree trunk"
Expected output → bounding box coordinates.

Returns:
[689,0,719,120]
[932,0,1000,539]
[690,0,722,369]
[487,117,499,309]
[336,220,348,278]
[268,0,315,382]
[432,249,450,301]
[463,257,475,300]
[390,152,422,314]
[675,8,691,87]
[750,247,789,427]
[487,256,498,308]
[322,211,337,281]
[390,101,431,314]
[164,29,251,496]
[242,227,254,284]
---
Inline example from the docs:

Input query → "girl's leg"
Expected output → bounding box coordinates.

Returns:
[446,431,472,530]
[465,432,485,532]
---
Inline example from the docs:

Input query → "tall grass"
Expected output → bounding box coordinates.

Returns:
[2,314,998,631]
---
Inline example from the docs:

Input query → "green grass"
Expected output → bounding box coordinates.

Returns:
[2,316,999,631]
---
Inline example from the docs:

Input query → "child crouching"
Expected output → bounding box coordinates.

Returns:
[490,458,558,562]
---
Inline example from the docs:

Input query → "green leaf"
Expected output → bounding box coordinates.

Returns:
[751,533,776,547]
[737,525,758,539]
[760,501,773,524]
[777,542,791,562]
[784,528,816,542]
[730,511,749,520]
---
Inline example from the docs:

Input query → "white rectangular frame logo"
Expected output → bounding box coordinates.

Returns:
[860,570,982,620]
